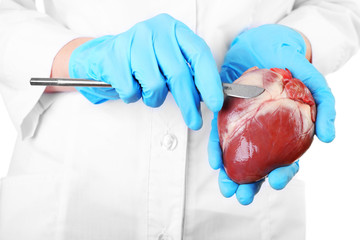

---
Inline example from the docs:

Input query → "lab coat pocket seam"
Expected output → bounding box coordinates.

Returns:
[28,93,59,139]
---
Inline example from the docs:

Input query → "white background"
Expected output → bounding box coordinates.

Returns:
[1,1,358,238]
[1,52,360,239]
[1,0,360,234]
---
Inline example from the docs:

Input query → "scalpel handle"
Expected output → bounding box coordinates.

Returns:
[30,78,112,87]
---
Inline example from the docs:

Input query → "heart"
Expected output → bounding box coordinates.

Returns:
[218,68,316,184]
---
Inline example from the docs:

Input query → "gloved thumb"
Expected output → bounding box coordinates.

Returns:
[268,161,299,190]
[283,49,336,143]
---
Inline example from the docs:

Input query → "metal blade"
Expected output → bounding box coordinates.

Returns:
[222,82,265,99]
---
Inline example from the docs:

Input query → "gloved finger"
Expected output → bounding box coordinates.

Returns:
[154,27,202,130]
[175,22,224,112]
[208,114,223,170]
[220,66,243,83]
[131,28,168,107]
[75,87,119,104]
[236,179,265,205]
[69,35,142,104]
[283,50,336,143]
[268,160,299,190]
[218,167,238,198]
[106,34,142,104]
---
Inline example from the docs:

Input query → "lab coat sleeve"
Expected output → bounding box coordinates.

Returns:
[278,0,360,75]
[0,0,80,139]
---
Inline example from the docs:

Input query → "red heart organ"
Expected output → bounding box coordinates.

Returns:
[218,68,316,184]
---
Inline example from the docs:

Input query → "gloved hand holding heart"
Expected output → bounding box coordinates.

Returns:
[208,24,335,205]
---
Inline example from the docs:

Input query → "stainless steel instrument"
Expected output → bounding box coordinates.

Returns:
[30,78,265,99]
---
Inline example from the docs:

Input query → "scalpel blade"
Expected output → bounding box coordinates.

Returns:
[222,82,265,99]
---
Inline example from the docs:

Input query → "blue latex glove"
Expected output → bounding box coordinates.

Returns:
[69,14,223,130]
[208,24,335,205]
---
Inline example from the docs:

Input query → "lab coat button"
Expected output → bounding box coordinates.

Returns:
[158,233,173,240]
[161,133,177,151]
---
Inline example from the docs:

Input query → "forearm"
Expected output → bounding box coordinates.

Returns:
[300,32,312,63]
[46,37,94,93]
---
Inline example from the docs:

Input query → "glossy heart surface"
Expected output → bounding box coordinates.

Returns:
[218,68,316,184]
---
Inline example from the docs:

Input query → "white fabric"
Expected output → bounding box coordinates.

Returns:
[279,0,360,75]
[0,0,359,239]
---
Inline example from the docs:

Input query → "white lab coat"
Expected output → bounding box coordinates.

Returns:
[0,0,359,239]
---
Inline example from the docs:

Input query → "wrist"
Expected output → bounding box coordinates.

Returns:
[47,37,93,93]
[299,32,312,63]
[51,37,94,78]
